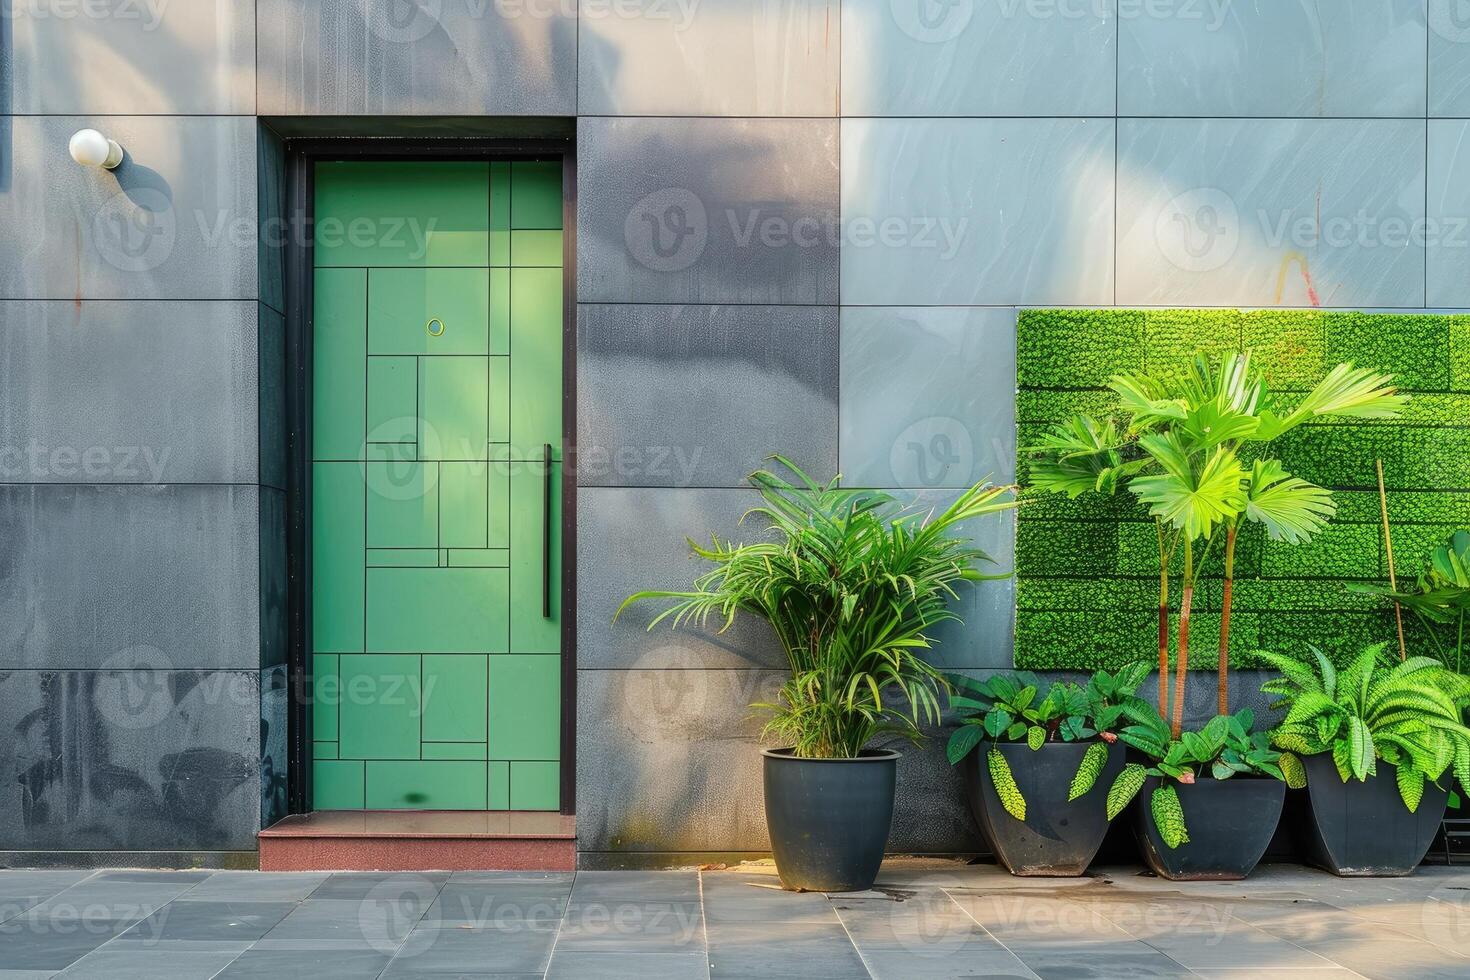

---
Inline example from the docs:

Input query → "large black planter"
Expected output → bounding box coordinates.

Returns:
[1299,753,1447,876]
[762,748,898,892]
[1134,776,1284,881]
[963,741,1125,876]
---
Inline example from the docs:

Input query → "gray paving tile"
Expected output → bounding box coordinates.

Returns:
[1008,941,1193,979]
[700,874,833,923]
[182,872,328,903]
[859,944,1039,980]
[57,942,248,978]
[114,901,295,944]
[384,922,557,976]
[0,872,95,924]
[308,872,448,903]
[556,900,704,952]
[547,950,710,980]
[569,872,702,905]
[706,917,867,978]
[432,879,570,925]
[0,912,138,972]
[258,899,425,949]
[214,946,394,978]
[1306,937,1470,979]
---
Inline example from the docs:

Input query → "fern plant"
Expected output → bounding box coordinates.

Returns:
[618,456,1018,759]
[1104,706,1302,849]
[1257,643,1470,812]
[945,665,1151,820]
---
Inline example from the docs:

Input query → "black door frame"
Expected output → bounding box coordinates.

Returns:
[279,136,578,817]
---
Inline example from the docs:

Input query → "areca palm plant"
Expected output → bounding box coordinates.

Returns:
[1027,353,1405,735]
[617,456,1019,759]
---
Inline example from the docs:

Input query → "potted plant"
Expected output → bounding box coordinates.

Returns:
[1257,643,1470,876]
[618,457,1018,892]
[1105,706,1302,880]
[945,665,1150,875]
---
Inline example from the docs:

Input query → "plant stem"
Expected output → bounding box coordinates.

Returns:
[1218,523,1236,716]
[1172,536,1194,739]
[1377,458,1407,662]
[1157,521,1171,722]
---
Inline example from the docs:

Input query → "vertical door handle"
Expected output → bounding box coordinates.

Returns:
[542,443,553,619]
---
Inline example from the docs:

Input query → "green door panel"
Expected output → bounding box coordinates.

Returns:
[488,655,560,760]
[313,654,340,742]
[368,268,490,356]
[366,567,509,653]
[419,357,489,461]
[366,461,438,549]
[422,654,489,742]
[366,761,488,809]
[312,463,364,653]
[313,269,367,460]
[440,462,489,548]
[312,160,562,813]
[511,162,563,230]
[510,460,560,653]
[314,760,365,809]
[510,268,564,458]
[510,762,561,811]
[367,357,418,445]
[315,161,490,267]
[339,654,422,760]
[490,162,512,267]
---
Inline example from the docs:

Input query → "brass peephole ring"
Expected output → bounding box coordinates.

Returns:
[427,318,445,337]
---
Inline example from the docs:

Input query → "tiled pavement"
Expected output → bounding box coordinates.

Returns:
[3,861,1470,978]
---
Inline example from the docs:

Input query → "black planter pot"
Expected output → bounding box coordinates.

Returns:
[1134,776,1284,881]
[1298,752,1448,876]
[962,741,1125,876]
[762,747,898,892]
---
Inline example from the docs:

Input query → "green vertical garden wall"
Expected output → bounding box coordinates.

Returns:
[1014,309,1470,670]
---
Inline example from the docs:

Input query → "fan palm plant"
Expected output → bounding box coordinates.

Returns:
[1027,353,1405,735]
[617,456,1019,759]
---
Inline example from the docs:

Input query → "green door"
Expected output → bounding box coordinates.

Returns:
[309,161,564,812]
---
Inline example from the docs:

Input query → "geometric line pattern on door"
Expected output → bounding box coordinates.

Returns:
[309,160,563,811]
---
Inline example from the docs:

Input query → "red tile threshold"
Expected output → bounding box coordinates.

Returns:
[258,811,575,872]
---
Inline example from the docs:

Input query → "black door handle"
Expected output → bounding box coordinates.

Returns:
[542,443,553,619]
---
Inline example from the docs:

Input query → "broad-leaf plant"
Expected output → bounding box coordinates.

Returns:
[1257,643,1470,812]
[618,456,1018,759]
[1105,706,1303,849]
[945,664,1152,821]
[1355,530,1470,672]
[1026,353,1405,735]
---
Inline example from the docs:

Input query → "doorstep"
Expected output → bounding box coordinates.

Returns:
[257,810,576,872]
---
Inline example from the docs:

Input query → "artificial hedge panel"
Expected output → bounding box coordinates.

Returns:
[1014,308,1470,670]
